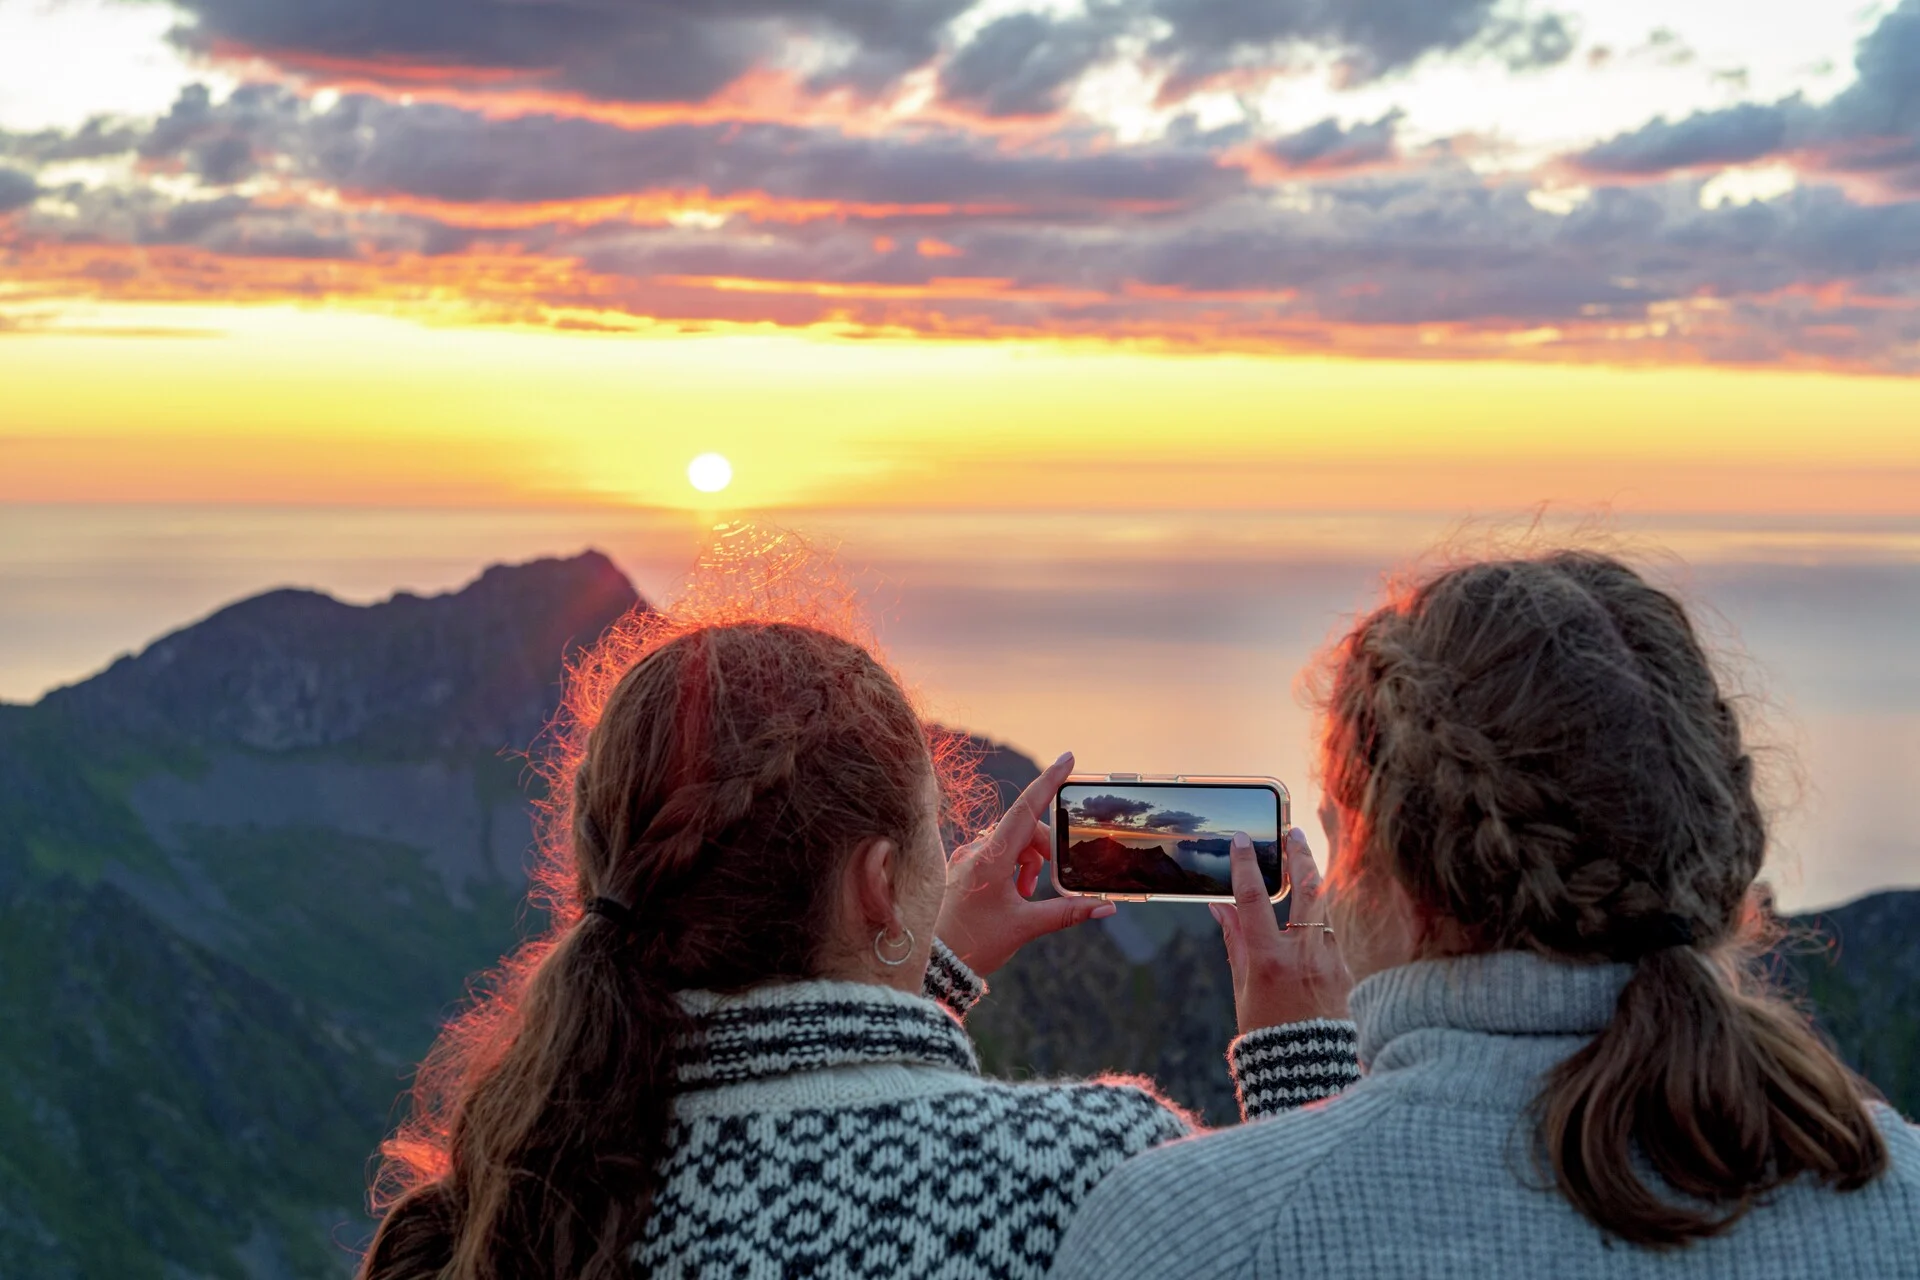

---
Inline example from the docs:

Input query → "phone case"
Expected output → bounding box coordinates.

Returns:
[1050,773,1292,905]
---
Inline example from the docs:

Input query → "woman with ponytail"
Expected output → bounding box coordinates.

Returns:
[358,585,1352,1280]
[1054,549,1919,1279]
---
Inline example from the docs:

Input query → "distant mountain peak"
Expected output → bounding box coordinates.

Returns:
[44,550,643,756]
[459,549,629,601]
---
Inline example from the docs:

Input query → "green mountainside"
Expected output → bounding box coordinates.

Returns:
[0,553,637,1278]
[0,552,1912,1277]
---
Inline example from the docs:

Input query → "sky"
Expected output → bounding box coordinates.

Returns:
[1,0,1920,510]
[0,1,1916,909]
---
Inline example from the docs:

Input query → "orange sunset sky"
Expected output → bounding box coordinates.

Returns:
[2,0,1919,515]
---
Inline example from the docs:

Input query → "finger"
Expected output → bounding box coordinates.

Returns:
[1027,813,1056,864]
[1021,893,1116,940]
[977,752,1073,872]
[1229,831,1286,959]
[1004,815,1051,880]
[1016,842,1042,898]
[1285,827,1326,914]
[1019,817,1053,897]
[1209,902,1244,977]
[1008,751,1073,831]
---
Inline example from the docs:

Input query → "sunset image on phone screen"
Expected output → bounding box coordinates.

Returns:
[1056,784,1284,898]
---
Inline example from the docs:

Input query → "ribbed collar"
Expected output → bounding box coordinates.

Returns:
[673,978,979,1090]
[1351,950,1634,1066]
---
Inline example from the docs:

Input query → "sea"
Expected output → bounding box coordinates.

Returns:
[2,503,1916,917]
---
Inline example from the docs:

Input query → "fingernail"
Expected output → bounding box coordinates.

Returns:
[1091,901,1117,919]
[1232,831,1251,850]
[1207,903,1224,924]
[1053,750,1073,769]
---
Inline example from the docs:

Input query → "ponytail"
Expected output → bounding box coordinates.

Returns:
[360,918,690,1280]
[360,613,958,1280]
[1318,550,1893,1251]
[1537,945,1887,1248]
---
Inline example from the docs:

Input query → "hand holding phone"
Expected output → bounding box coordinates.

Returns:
[934,751,1118,977]
[1211,827,1353,1030]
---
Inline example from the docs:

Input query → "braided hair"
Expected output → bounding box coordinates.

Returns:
[361,600,979,1280]
[1319,549,1887,1248]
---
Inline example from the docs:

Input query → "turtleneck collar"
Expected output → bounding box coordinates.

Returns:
[1350,950,1634,1068]
[674,977,979,1090]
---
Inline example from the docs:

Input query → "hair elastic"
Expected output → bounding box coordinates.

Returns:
[584,895,639,932]
[1633,912,1697,955]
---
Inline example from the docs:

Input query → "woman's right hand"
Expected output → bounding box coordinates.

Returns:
[935,751,1116,978]
[1209,827,1353,1034]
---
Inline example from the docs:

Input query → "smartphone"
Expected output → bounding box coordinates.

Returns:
[1052,774,1291,903]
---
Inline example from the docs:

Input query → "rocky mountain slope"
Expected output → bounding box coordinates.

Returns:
[0,553,637,1279]
[0,552,1911,1277]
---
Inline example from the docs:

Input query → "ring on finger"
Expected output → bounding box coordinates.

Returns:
[1282,922,1335,935]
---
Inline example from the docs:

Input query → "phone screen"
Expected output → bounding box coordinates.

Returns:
[1054,782,1287,899]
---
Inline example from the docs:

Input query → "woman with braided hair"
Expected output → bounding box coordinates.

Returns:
[1054,549,1920,1279]
[356,599,1352,1280]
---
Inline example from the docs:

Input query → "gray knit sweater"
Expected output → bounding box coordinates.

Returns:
[631,941,1360,1278]
[1051,951,1920,1280]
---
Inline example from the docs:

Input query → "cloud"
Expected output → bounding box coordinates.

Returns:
[1576,101,1795,176]
[140,83,275,185]
[0,117,142,165]
[0,167,39,213]
[8,39,1920,374]
[1486,11,1576,71]
[1144,0,1575,88]
[123,85,1243,215]
[21,178,370,262]
[1071,794,1157,826]
[160,0,1577,121]
[15,124,1920,370]
[1636,26,1695,67]
[1264,109,1403,173]
[1571,0,1920,193]
[1815,0,1920,191]
[1140,808,1208,834]
[932,0,1576,115]
[161,0,972,104]
[938,11,1120,118]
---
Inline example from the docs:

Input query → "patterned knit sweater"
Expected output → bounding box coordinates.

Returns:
[1050,951,1920,1280]
[632,941,1360,1279]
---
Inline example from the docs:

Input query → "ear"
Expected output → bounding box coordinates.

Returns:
[844,836,901,933]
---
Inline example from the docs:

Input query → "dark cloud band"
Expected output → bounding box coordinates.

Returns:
[5,3,1920,373]
[1573,0,1920,193]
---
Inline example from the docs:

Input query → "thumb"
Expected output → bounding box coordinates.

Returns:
[1021,894,1118,942]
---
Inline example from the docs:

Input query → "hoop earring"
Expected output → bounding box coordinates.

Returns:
[873,926,915,967]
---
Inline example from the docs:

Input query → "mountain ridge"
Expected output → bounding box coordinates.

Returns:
[43,551,638,756]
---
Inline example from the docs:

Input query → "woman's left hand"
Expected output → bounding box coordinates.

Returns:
[935,750,1116,977]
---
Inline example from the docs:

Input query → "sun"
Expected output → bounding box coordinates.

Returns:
[687,452,733,494]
